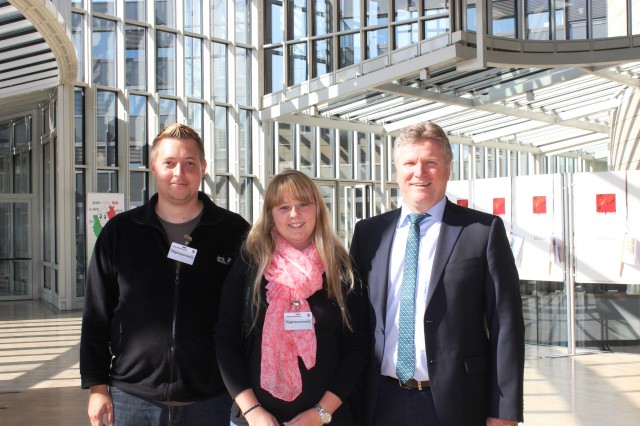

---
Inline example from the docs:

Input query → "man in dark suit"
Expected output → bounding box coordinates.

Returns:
[350,121,524,426]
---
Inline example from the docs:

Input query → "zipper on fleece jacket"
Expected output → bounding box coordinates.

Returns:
[164,262,181,402]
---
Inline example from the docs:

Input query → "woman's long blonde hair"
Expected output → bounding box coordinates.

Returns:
[244,170,355,329]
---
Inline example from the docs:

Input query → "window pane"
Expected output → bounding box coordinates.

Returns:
[266,0,284,44]
[188,102,204,137]
[425,17,449,39]
[215,175,229,208]
[97,170,118,192]
[288,42,307,86]
[212,42,228,102]
[214,106,228,173]
[278,123,294,171]
[424,0,447,15]
[314,0,333,35]
[339,33,361,68]
[395,0,418,21]
[236,0,251,44]
[475,146,484,178]
[462,144,471,180]
[75,170,86,297]
[526,0,550,40]
[156,0,175,26]
[159,98,176,131]
[236,48,251,105]
[239,177,252,222]
[367,0,389,25]
[92,17,116,87]
[634,0,640,35]
[358,133,371,180]
[92,0,114,15]
[265,46,284,94]
[126,25,146,90]
[96,90,117,167]
[125,0,146,22]
[239,109,252,174]
[130,171,149,208]
[320,128,335,179]
[313,38,332,77]
[74,87,85,165]
[340,0,361,31]
[157,30,176,95]
[72,13,85,82]
[129,94,147,168]
[289,0,307,40]
[366,28,389,59]
[395,22,418,49]
[186,36,203,98]
[492,0,516,38]
[339,130,353,179]
[300,125,316,177]
[211,0,227,38]
[185,0,202,33]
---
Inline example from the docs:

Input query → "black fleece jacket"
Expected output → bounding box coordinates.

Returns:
[80,192,250,402]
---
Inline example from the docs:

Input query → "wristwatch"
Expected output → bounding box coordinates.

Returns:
[314,403,332,424]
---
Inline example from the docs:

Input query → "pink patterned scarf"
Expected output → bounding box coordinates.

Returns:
[260,235,325,401]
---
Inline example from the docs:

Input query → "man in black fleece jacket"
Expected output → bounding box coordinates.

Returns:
[80,124,250,426]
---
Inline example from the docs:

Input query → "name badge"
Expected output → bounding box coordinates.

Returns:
[167,242,197,265]
[284,312,313,331]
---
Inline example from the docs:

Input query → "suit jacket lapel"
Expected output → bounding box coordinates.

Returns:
[427,201,462,307]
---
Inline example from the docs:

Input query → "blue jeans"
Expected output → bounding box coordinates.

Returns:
[111,387,231,426]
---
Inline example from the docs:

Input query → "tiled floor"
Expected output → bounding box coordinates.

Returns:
[1,300,639,425]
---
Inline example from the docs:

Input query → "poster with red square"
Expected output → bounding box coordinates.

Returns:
[596,193,616,213]
[457,199,468,207]
[533,196,547,214]
[493,197,505,215]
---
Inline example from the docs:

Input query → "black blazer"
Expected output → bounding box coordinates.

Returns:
[350,199,524,425]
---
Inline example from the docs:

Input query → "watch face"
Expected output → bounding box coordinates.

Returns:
[320,412,331,423]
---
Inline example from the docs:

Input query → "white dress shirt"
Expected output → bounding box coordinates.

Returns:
[381,197,445,381]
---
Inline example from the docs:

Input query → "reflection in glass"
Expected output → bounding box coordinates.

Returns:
[278,123,294,172]
[395,0,418,20]
[266,0,284,44]
[185,0,202,33]
[236,48,251,104]
[92,17,116,87]
[265,46,284,94]
[424,17,448,39]
[72,13,85,82]
[157,30,176,95]
[320,184,334,227]
[239,177,253,222]
[212,42,228,102]
[215,175,229,208]
[239,109,252,174]
[236,0,251,44]
[339,0,361,31]
[74,88,85,165]
[395,22,418,49]
[96,90,117,167]
[289,0,307,39]
[339,33,361,68]
[339,130,353,179]
[92,0,114,15]
[159,97,177,131]
[288,42,307,86]
[211,0,227,38]
[300,125,316,177]
[366,28,388,59]
[125,0,146,22]
[358,133,371,180]
[186,36,203,98]
[492,0,516,38]
[75,170,86,297]
[313,38,332,77]
[314,0,332,35]
[214,106,228,173]
[157,0,175,26]
[366,0,389,25]
[320,128,335,179]
[130,171,148,208]
[188,102,204,138]
[97,170,118,192]
[129,94,147,168]
[526,1,550,40]
[125,25,146,90]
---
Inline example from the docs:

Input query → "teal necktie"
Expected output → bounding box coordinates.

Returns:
[396,212,429,383]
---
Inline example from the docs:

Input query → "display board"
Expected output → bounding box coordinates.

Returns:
[86,192,125,264]
[472,177,512,233]
[574,171,640,284]
[511,174,565,282]
[446,179,472,208]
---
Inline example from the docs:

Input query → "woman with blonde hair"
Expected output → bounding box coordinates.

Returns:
[216,170,369,425]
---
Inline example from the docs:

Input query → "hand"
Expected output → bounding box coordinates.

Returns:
[87,385,114,426]
[283,408,322,426]
[486,417,518,426]
[245,406,280,426]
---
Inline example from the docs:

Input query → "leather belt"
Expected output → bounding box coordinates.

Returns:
[384,376,430,390]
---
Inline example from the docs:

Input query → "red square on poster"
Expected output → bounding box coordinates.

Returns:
[596,193,616,213]
[533,196,547,214]
[457,199,468,207]
[493,198,505,215]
